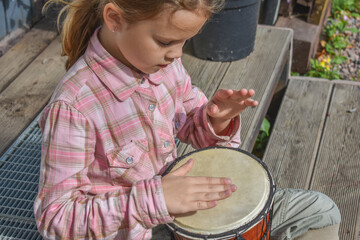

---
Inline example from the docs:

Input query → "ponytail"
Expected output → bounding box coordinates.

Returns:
[44,0,102,70]
[44,0,225,70]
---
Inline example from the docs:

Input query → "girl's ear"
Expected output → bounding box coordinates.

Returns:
[103,3,125,32]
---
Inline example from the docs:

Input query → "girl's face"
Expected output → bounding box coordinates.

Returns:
[104,7,208,74]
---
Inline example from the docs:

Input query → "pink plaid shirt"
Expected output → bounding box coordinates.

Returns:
[34,28,241,240]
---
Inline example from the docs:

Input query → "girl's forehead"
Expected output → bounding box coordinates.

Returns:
[151,8,208,38]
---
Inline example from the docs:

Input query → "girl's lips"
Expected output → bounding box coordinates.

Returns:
[158,64,168,68]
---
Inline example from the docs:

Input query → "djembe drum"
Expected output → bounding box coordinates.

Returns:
[163,147,275,240]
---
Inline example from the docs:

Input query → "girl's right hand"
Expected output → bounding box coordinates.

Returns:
[161,159,237,216]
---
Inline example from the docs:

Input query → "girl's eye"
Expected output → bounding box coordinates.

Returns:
[157,40,172,46]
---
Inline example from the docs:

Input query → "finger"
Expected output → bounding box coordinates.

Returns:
[190,200,218,211]
[244,99,259,107]
[198,189,234,202]
[232,89,255,101]
[171,159,194,177]
[206,101,219,115]
[189,176,232,185]
[215,89,233,99]
[200,183,237,193]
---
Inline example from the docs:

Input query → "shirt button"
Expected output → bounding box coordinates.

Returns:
[126,157,134,164]
[148,104,155,111]
[164,141,169,148]
[175,121,180,129]
[141,78,145,84]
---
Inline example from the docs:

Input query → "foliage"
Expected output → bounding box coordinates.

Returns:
[307,0,359,80]
[253,118,271,158]
[331,0,360,16]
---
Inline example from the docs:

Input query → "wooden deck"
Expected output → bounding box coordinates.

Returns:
[0,21,292,157]
[263,77,360,240]
[6,14,357,240]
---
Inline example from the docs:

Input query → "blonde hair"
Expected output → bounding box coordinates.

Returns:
[44,0,225,70]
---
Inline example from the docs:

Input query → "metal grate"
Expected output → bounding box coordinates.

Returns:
[0,115,43,240]
[0,115,181,240]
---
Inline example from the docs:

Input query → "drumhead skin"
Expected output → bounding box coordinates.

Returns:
[165,147,274,236]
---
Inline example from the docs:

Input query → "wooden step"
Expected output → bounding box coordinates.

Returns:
[276,16,322,74]
[178,26,293,156]
[263,76,360,240]
[0,17,58,93]
[0,36,66,156]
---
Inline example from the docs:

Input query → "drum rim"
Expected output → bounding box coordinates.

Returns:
[163,146,276,239]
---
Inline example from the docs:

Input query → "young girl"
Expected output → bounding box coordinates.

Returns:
[35,0,341,239]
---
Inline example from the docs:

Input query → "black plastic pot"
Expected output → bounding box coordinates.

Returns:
[191,0,261,61]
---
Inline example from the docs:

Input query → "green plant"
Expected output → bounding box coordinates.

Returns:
[331,0,360,16]
[253,118,271,157]
[306,58,341,79]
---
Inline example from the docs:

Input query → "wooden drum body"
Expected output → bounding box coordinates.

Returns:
[164,147,276,240]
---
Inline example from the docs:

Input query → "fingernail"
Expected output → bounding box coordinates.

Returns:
[211,201,217,206]
[231,184,237,191]
[225,178,232,184]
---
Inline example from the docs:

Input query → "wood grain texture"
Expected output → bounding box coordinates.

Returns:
[224,27,292,151]
[263,78,332,189]
[0,17,58,93]
[0,36,66,155]
[310,83,360,240]
[177,26,292,157]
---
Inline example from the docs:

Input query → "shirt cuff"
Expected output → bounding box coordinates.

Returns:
[202,107,241,143]
[135,176,174,228]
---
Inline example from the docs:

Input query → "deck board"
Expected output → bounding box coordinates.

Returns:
[0,36,66,156]
[178,26,293,157]
[263,77,360,240]
[0,18,58,93]
[310,83,360,240]
[263,78,332,189]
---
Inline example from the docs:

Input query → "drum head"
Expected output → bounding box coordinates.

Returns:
[170,148,271,235]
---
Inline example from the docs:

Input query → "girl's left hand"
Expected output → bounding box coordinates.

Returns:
[206,88,258,134]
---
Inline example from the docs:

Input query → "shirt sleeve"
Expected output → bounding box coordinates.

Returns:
[175,59,241,149]
[34,101,172,240]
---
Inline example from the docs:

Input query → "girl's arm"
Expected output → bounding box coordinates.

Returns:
[175,60,241,148]
[34,102,172,240]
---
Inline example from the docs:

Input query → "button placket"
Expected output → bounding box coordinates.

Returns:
[148,104,155,112]
[126,157,134,164]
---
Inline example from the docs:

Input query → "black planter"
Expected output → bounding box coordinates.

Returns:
[191,0,261,61]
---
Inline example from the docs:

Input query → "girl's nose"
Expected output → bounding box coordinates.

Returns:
[166,45,183,60]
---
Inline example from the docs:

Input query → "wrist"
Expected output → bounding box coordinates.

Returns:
[209,116,232,136]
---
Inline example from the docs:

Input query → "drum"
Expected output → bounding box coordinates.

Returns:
[163,147,275,240]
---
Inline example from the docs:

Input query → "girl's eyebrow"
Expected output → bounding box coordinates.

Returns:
[154,35,185,43]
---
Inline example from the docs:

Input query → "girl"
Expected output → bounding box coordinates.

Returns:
[35,0,341,239]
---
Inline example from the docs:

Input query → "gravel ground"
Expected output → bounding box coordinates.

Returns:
[338,16,360,81]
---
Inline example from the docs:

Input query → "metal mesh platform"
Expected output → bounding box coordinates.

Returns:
[0,116,43,240]
[0,115,181,239]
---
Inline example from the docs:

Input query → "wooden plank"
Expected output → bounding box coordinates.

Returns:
[310,83,360,240]
[308,0,331,25]
[0,36,66,155]
[263,77,332,189]
[276,16,321,74]
[0,17,58,93]
[177,52,230,156]
[177,26,292,157]
[220,26,292,151]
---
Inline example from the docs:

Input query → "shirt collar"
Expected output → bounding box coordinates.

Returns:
[84,27,164,101]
